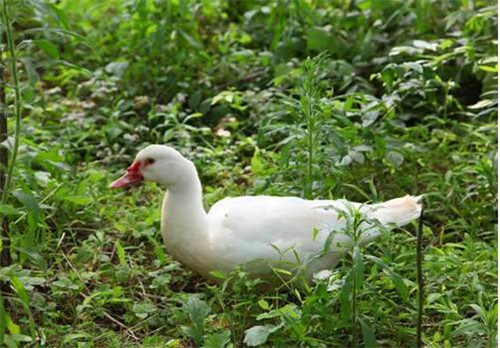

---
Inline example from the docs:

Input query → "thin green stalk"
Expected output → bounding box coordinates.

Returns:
[352,269,357,347]
[306,93,314,200]
[0,0,22,205]
[416,208,424,347]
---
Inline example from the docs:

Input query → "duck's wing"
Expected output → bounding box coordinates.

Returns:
[208,195,422,249]
[207,196,353,255]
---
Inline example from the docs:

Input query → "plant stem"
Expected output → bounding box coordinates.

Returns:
[306,92,314,200]
[416,207,424,347]
[0,58,10,273]
[1,0,22,203]
[352,269,357,347]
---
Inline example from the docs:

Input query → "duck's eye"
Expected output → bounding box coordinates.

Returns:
[145,158,155,165]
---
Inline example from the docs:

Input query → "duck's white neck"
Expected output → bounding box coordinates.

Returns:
[160,163,211,275]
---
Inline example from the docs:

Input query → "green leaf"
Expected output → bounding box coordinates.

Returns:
[12,190,40,229]
[182,297,210,346]
[365,255,409,301]
[0,204,20,215]
[184,297,210,323]
[15,247,47,271]
[386,151,404,167]
[359,317,378,347]
[244,325,276,347]
[9,276,36,337]
[468,99,495,109]
[22,86,35,104]
[63,332,92,344]
[204,330,231,348]
[353,247,364,289]
[258,299,270,310]
[105,61,129,77]
[312,227,319,241]
[63,196,93,205]
[339,272,353,324]
[132,301,157,319]
[35,39,60,59]
[21,57,38,86]
[115,241,126,266]
[209,270,227,279]
[307,26,335,52]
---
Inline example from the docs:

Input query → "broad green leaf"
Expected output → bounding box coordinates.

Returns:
[307,27,335,52]
[386,151,404,167]
[35,39,60,59]
[183,297,210,346]
[258,299,270,310]
[204,330,231,348]
[12,190,40,229]
[132,301,158,319]
[244,325,277,347]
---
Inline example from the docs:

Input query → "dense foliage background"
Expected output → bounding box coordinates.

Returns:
[0,0,497,346]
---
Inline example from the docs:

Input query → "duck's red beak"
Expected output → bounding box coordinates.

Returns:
[110,162,144,188]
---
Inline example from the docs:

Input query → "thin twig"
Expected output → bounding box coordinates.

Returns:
[101,311,140,341]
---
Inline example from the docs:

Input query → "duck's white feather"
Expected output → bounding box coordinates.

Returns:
[205,195,422,277]
[123,145,423,282]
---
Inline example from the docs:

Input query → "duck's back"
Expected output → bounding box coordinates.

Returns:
[206,196,355,272]
[206,195,421,277]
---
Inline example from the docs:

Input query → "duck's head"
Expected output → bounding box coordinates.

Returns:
[110,145,194,188]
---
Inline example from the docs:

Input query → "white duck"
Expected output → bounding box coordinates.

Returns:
[111,145,422,282]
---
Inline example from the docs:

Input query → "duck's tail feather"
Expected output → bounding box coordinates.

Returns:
[368,194,423,228]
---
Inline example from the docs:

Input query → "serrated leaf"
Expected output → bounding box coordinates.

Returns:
[204,330,231,348]
[115,240,126,266]
[183,297,210,346]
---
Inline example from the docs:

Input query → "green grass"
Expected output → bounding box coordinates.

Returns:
[0,0,497,347]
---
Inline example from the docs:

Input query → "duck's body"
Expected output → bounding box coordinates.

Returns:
[112,145,422,282]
